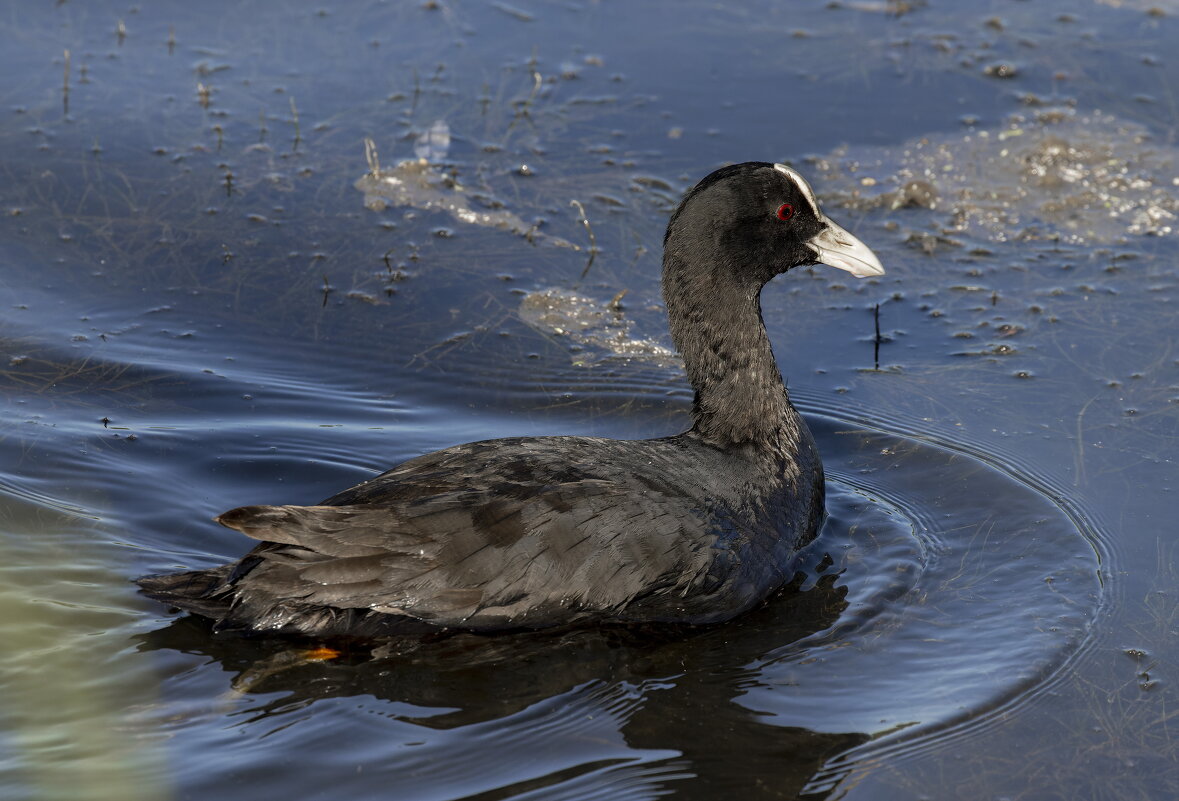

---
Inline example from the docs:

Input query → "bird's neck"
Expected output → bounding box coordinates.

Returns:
[663,254,798,448]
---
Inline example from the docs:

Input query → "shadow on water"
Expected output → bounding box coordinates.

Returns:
[137,578,862,801]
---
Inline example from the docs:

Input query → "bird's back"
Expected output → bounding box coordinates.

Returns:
[138,431,820,636]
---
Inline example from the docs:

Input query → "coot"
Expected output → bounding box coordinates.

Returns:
[138,162,884,636]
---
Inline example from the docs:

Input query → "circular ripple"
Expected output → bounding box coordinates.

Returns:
[747,415,1102,793]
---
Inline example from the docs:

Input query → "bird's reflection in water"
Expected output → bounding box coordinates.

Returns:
[138,571,868,800]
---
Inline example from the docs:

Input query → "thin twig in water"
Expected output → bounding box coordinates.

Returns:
[873,303,881,370]
[1072,394,1099,487]
[364,138,380,176]
[62,49,70,114]
[479,81,491,116]
[511,51,544,122]
[515,68,542,121]
[290,96,301,150]
[570,199,598,278]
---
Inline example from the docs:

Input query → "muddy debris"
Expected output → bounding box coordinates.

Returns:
[356,136,576,249]
[518,288,679,368]
[813,109,1179,244]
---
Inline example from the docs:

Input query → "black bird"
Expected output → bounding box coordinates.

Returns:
[137,162,884,637]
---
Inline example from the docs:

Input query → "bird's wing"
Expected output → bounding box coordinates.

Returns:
[213,444,722,631]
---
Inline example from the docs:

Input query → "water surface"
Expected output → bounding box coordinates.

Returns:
[1,1,1176,799]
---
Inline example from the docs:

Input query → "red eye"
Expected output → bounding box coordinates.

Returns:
[776,203,795,221]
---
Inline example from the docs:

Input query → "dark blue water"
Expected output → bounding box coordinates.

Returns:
[1,2,1176,799]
